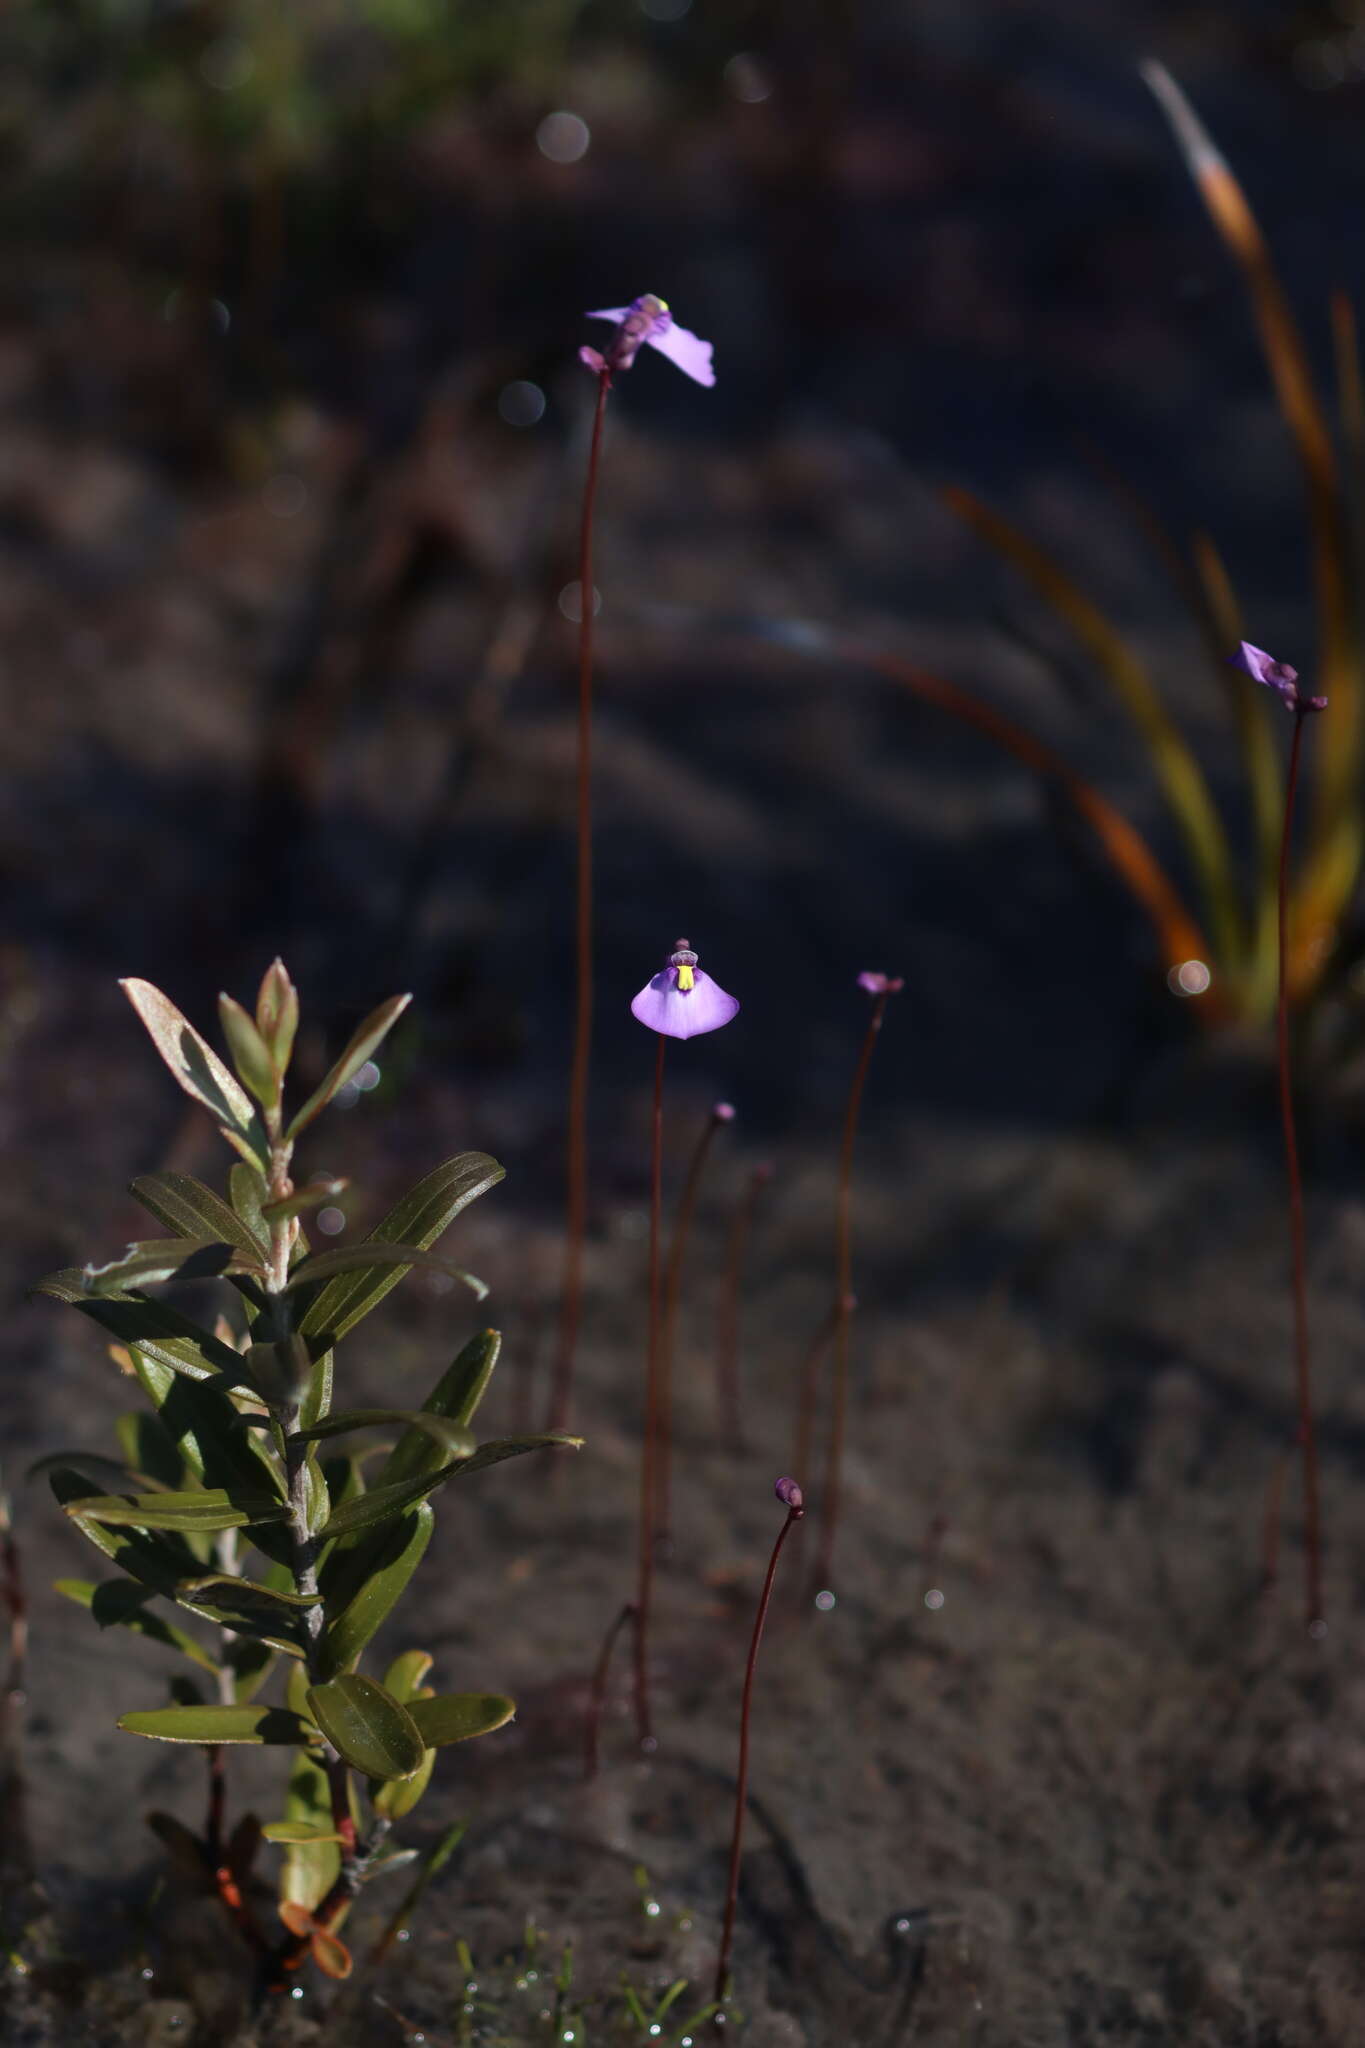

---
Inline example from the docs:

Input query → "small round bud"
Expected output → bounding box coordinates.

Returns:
[713,1101,737,1122]
[774,1475,804,1514]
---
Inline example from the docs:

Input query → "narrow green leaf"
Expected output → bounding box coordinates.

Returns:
[371,1713,436,1822]
[53,1578,220,1674]
[115,1410,185,1491]
[66,1487,288,1532]
[176,1571,316,1608]
[219,993,280,1108]
[121,978,269,1169]
[316,1504,433,1681]
[227,1638,278,1703]
[407,1692,515,1748]
[305,1674,424,1780]
[317,1434,582,1542]
[379,1331,500,1487]
[229,1163,270,1251]
[33,1270,248,1384]
[50,1471,295,1651]
[455,1433,585,1480]
[284,993,412,1141]
[28,1450,145,1493]
[130,1173,268,1261]
[261,1179,349,1224]
[279,1749,339,1913]
[128,1353,288,1524]
[299,1346,334,1430]
[83,1239,259,1295]
[296,1152,504,1351]
[382,1650,434,1703]
[285,1242,486,1301]
[256,959,300,1076]
[118,1703,311,1745]
[297,1410,476,1457]
[261,1821,346,1845]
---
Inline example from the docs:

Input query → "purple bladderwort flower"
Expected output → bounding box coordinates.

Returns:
[580,295,716,387]
[631,939,739,1040]
[713,1101,737,1123]
[857,972,905,997]
[1232,642,1327,714]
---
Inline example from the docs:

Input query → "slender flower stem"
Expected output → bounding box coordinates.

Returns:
[656,1105,729,1547]
[714,1487,804,2013]
[813,992,892,1592]
[1273,707,1324,1632]
[716,1167,772,1445]
[633,1033,666,1747]
[583,1600,637,1781]
[549,365,613,1435]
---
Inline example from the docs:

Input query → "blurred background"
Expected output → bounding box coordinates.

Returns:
[4,0,1363,1145]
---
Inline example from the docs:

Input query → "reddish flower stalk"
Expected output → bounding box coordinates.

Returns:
[714,1477,805,2015]
[548,363,613,1437]
[655,1101,735,1546]
[812,976,902,1593]
[716,1164,774,1444]
[629,942,739,1744]
[583,1599,637,1780]
[634,1033,667,1747]
[1273,701,1324,1631]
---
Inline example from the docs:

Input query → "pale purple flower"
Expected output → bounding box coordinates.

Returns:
[713,1101,737,1123]
[631,939,739,1040]
[1232,641,1326,713]
[775,1476,805,1514]
[579,294,716,387]
[857,972,905,997]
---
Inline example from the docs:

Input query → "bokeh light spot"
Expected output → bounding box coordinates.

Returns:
[537,111,590,163]
[499,380,547,427]
[1167,959,1211,998]
[724,53,773,102]
[559,581,602,622]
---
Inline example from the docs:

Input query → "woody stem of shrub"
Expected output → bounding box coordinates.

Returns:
[1271,707,1324,1632]
[633,1033,666,1746]
[714,1496,804,2012]
[656,1106,727,1547]
[263,1128,362,1973]
[813,991,892,1593]
[549,365,613,1435]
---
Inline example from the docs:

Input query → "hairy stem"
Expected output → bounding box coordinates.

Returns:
[813,993,890,1591]
[633,1033,666,1747]
[549,366,613,1434]
[715,1501,803,2011]
[1273,708,1324,1631]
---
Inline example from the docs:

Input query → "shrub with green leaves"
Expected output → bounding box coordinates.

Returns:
[35,961,579,1981]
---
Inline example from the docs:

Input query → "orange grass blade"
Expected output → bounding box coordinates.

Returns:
[1143,61,1361,970]
[1189,533,1281,1016]
[689,612,1221,1011]
[944,484,1243,976]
